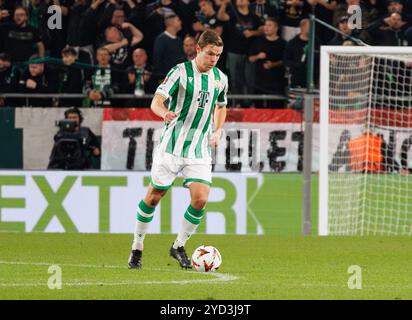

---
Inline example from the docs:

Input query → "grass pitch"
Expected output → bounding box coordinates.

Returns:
[1,173,411,299]
[1,233,412,300]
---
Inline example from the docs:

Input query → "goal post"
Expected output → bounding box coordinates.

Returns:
[319,46,412,236]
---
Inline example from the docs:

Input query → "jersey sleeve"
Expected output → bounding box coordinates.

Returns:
[217,73,228,107]
[155,65,181,100]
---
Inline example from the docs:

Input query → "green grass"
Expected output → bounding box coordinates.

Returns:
[1,173,411,299]
[1,233,412,300]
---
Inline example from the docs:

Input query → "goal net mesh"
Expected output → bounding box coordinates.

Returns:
[326,52,412,235]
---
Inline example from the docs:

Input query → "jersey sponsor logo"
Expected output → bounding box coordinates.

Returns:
[197,90,210,109]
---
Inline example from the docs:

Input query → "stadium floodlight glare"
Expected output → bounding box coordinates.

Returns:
[319,46,412,236]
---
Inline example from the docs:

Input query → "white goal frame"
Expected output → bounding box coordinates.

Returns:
[319,46,412,236]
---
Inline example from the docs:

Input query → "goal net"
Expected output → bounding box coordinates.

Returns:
[319,46,412,236]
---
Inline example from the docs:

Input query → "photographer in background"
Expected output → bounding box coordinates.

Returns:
[48,107,101,170]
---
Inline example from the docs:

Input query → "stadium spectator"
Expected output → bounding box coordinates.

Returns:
[217,0,263,101]
[367,11,408,46]
[178,0,198,36]
[250,0,278,24]
[27,0,47,33]
[84,47,119,106]
[0,0,16,25]
[306,0,337,44]
[78,0,107,47]
[284,18,309,88]
[102,24,143,71]
[48,107,100,170]
[57,47,85,107]
[192,0,224,36]
[152,13,185,82]
[18,54,52,106]
[47,0,73,58]
[98,8,144,47]
[248,18,286,95]
[387,0,404,15]
[0,53,18,106]
[143,0,181,60]
[328,15,354,45]
[0,6,45,62]
[26,0,73,58]
[183,35,196,61]
[122,48,155,106]
[67,0,89,47]
[279,0,309,41]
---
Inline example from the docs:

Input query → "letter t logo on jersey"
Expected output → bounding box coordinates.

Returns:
[197,91,209,109]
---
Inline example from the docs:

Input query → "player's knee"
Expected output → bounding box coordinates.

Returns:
[146,189,166,207]
[191,196,208,210]
[147,193,162,206]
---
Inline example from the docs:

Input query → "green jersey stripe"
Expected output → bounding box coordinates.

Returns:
[159,83,180,144]
[168,81,180,112]
[194,68,221,158]
[166,66,178,78]
[181,73,208,157]
[166,62,194,154]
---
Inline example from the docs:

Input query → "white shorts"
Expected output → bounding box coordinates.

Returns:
[150,149,212,190]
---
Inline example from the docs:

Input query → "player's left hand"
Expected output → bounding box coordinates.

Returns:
[209,129,223,147]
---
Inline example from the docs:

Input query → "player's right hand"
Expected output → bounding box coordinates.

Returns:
[163,111,177,124]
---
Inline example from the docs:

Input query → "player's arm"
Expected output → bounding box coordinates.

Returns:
[150,94,177,123]
[151,66,181,123]
[209,78,228,147]
[209,105,226,147]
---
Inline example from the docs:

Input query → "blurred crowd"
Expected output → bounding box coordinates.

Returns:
[0,0,412,107]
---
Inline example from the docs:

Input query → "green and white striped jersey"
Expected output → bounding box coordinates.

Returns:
[155,60,228,162]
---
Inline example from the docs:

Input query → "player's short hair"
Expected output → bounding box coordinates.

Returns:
[197,30,223,49]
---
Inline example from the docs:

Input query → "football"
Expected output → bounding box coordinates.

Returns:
[191,245,222,272]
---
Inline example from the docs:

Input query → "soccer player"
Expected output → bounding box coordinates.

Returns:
[128,30,228,270]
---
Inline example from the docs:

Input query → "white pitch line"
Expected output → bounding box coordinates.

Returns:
[0,260,239,287]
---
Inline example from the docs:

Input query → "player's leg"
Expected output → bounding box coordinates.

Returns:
[132,185,168,251]
[129,152,177,269]
[169,164,211,269]
[128,185,169,270]
[174,182,209,248]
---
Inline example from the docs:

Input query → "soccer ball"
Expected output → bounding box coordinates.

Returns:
[191,245,222,272]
